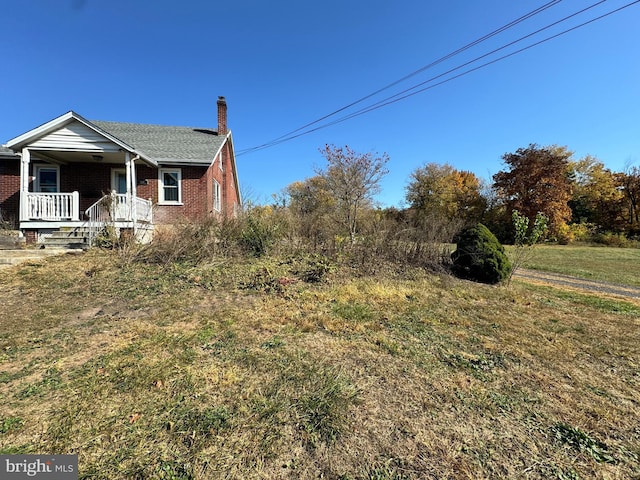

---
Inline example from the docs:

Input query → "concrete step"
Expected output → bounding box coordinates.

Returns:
[43,238,88,249]
[52,228,92,238]
[43,228,91,249]
[0,249,76,267]
[0,231,26,249]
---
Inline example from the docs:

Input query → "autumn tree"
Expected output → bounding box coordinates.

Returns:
[493,144,573,237]
[570,156,624,231]
[406,162,486,225]
[317,144,389,244]
[616,165,640,231]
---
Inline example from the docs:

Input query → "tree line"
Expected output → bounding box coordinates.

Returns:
[270,143,639,249]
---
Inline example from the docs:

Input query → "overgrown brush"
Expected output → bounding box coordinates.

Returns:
[338,210,461,275]
[120,204,464,278]
[239,208,281,257]
[133,216,245,265]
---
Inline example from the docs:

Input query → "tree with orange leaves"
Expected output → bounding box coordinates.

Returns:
[493,144,573,237]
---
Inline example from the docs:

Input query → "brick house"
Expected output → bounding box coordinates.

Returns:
[0,97,241,245]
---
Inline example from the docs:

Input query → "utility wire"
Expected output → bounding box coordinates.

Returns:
[240,0,608,153]
[238,0,639,156]
[237,0,564,156]
[289,0,616,135]
[247,0,564,150]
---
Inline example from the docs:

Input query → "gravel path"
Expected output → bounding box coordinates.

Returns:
[513,269,640,299]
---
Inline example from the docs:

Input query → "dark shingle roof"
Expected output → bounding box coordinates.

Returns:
[91,120,227,165]
[0,146,19,159]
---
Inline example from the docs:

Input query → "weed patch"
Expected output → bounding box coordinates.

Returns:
[551,422,616,464]
[0,417,23,434]
[332,301,375,323]
[443,350,506,378]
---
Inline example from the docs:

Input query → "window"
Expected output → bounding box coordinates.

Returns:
[213,179,221,212]
[159,169,182,204]
[35,166,59,193]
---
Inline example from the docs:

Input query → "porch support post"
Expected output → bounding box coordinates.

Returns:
[130,156,137,202]
[71,191,80,221]
[125,152,132,221]
[19,148,31,221]
[130,156,138,233]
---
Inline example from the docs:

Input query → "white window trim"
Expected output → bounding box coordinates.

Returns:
[158,168,183,205]
[218,153,224,172]
[213,179,221,212]
[34,165,60,193]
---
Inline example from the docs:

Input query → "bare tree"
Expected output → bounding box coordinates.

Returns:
[317,144,389,244]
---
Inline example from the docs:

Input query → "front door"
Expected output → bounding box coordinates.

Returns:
[111,169,128,220]
[35,165,59,193]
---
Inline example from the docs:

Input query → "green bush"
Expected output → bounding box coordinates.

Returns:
[451,223,511,284]
[591,231,640,248]
[240,211,280,257]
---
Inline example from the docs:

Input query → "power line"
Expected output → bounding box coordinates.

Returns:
[238,0,639,156]
[237,0,565,156]
[243,0,564,152]
[288,0,617,134]
[241,0,611,153]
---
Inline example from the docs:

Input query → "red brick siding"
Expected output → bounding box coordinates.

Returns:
[23,230,37,243]
[0,159,20,224]
[58,163,112,212]
[151,165,211,224]
[135,165,157,204]
[206,146,241,218]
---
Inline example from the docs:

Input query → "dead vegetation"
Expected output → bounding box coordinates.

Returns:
[0,247,639,479]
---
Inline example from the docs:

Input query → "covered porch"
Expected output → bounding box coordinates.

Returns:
[5,111,157,244]
[19,149,152,223]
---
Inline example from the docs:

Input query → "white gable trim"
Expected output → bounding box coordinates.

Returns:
[211,132,229,169]
[5,111,157,167]
[224,131,242,206]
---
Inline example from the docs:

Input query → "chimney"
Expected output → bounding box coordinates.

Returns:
[217,96,227,135]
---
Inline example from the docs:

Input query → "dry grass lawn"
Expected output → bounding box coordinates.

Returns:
[0,249,638,479]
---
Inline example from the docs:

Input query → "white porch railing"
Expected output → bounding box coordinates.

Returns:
[135,196,153,223]
[85,192,153,245]
[24,192,80,221]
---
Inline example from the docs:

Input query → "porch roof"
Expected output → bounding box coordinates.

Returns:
[0,146,19,160]
[4,111,229,167]
[4,111,157,167]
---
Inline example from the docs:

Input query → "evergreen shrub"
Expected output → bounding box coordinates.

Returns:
[451,223,511,284]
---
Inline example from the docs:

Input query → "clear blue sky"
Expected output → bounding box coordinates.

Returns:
[2,0,639,207]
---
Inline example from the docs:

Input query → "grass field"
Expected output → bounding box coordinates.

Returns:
[514,244,640,286]
[0,248,639,479]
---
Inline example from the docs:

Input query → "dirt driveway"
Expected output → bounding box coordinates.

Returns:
[514,268,640,300]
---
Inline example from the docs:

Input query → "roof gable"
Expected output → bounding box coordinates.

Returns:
[5,111,138,154]
[4,111,231,167]
[29,120,126,153]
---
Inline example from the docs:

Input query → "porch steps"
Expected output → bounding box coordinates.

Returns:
[43,227,92,250]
